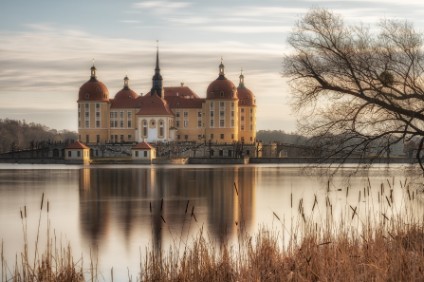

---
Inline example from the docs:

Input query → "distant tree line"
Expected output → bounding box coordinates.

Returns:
[256,130,308,145]
[0,119,77,153]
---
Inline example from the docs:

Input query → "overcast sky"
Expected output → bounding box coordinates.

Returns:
[1,0,424,132]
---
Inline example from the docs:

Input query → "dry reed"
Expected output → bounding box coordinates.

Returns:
[3,179,424,282]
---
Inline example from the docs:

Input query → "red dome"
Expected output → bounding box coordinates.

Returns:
[78,66,109,102]
[206,77,237,100]
[237,86,255,106]
[110,76,139,108]
[115,88,138,100]
[237,72,255,106]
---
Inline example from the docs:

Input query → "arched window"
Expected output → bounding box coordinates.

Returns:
[142,120,148,137]
[159,120,164,138]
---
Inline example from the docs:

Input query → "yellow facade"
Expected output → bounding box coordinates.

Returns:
[78,59,257,145]
[204,99,239,143]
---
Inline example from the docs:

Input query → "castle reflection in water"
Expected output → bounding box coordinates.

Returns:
[78,166,256,250]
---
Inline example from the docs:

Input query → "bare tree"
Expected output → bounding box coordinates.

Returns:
[283,8,424,168]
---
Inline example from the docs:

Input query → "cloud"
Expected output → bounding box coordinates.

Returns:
[133,1,191,14]
[0,25,291,131]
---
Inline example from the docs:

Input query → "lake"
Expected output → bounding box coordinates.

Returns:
[0,163,423,280]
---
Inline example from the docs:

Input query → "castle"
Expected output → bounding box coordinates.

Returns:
[77,48,256,147]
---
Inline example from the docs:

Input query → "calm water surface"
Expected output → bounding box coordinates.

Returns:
[0,163,423,280]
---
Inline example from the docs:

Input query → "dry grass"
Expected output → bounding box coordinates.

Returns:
[3,182,424,281]
[138,222,424,282]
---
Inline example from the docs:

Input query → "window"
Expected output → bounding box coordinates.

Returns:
[85,112,89,118]
[219,149,223,156]
[159,120,164,137]
[96,135,100,143]
[95,112,100,118]
[85,121,89,128]
[241,116,245,121]
[231,111,234,117]
[143,151,147,157]
[198,120,202,127]
[85,135,89,143]
[210,134,214,139]
[210,120,214,127]
[68,151,71,157]
[241,125,245,130]
[176,112,180,118]
[135,151,138,157]
[177,135,180,140]
[85,103,89,109]
[120,121,124,128]
[210,111,214,117]
[128,135,132,140]
[220,111,224,117]
[231,102,234,109]
[96,103,100,109]
[241,108,244,113]
[231,134,234,139]
[210,101,214,109]
[220,134,224,140]
[128,120,132,128]
[150,119,156,127]
[220,91,224,97]
[183,111,188,117]
[143,120,148,137]
[120,135,124,142]
[197,111,202,117]
[176,121,180,127]
[184,120,188,128]
[77,151,81,157]
[231,120,235,127]
[185,135,188,140]
[220,120,224,127]
[96,121,100,128]
[120,111,124,118]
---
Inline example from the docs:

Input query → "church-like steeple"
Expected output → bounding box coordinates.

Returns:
[151,42,163,97]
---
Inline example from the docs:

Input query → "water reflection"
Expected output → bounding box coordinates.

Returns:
[78,166,256,251]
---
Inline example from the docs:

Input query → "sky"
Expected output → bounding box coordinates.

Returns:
[1,0,424,132]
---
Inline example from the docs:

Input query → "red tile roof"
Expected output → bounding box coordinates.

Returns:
[163,86,200,98]
[237,86,256,107]
[136,94,174,116]
[66,141,89,150]
[78,78,110,102]
[206,77,238,100]
[110,87,140,108]
[165,96,204,109]
[132,142,154,150]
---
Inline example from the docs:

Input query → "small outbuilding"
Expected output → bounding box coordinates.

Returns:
[64,141,90,164]
[132,142,156,162]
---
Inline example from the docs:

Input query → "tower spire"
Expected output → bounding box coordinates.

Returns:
[151,41,163,97]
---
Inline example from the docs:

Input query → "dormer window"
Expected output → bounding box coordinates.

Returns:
[220,91,224,97]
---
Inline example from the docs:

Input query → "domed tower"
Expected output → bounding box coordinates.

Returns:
[237,70,256,144]
[109,76,139,143]
[204,59,239,143]
[78,64,110,144]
